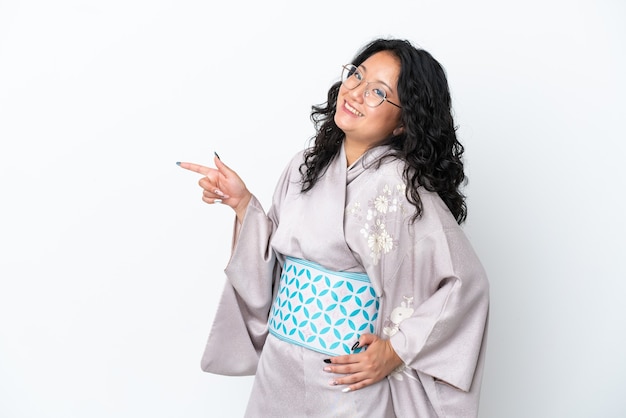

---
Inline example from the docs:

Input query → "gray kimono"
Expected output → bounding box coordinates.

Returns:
[201,144,490,417]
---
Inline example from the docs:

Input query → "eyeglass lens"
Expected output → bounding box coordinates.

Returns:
[341,65,389,107]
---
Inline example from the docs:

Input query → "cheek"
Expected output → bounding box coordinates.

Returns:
[335,86,347,107]
[372,110,400,129]
[334,107,349,131]
[385,111,402,129]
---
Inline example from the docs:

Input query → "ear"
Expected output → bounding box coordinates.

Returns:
[392,125,404,136]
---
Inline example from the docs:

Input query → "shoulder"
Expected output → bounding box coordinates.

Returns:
[283,148,307,175]
[368,156,459,234]
[274,148,306,180]
[271,148,308,199]
[417,189,460,231]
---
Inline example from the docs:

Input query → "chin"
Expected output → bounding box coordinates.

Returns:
[334,108,356,133]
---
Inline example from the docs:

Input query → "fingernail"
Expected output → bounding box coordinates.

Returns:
[214,151,221,160]
[323,359,331,364]
[329,380,338,386]
[176,162,181,166]
[351,341,360,351]
[214,199,223,204]
[214,188,225,197]
[323,366,331,372]
[342,387,352,393]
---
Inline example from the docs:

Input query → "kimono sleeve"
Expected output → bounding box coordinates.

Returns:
[199,196,276,375]
[200,159,295,376]
[387,226,489,393]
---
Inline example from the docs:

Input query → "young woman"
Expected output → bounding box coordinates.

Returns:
[179,38,489,417]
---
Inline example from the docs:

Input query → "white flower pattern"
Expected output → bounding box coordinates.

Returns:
[348,183,406,265]
[384,296,415,381]
[374,195,389,213]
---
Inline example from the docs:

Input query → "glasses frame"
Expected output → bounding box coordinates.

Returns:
[341,64,401,109]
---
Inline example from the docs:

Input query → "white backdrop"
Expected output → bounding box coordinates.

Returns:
[1,0,624,417]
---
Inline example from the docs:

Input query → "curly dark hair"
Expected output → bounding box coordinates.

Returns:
[299,38,467,224]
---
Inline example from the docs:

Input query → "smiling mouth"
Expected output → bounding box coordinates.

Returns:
[344,101,364,117]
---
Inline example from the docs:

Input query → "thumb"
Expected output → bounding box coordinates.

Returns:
[213,152,234,177]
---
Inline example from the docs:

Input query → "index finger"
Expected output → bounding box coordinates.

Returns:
[177,161,211,176]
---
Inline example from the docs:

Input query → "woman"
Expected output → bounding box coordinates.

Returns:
[178,38,489,417]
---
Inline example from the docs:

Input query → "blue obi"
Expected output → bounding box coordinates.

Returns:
[268,257,379,356]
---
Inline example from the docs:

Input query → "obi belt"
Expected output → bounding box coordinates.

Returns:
[268,257,379,356]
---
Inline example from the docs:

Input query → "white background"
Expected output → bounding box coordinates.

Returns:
[1,0,624,417]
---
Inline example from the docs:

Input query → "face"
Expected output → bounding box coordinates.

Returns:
[334,51,403,149]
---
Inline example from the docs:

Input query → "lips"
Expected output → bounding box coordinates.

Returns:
[343,100,364,117]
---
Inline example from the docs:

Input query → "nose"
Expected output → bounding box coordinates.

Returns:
[347,81,368,104]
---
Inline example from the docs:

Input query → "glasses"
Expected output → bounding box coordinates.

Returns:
[340,64,401,109]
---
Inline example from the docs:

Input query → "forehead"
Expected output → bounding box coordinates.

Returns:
[359,51,401,86]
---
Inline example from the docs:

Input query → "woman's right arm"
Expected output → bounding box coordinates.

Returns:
[179,152,298,375]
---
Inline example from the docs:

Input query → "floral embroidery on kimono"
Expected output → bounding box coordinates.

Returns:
[348,183,408,265]
[383,296,415,381]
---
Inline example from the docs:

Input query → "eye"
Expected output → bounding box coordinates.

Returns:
[353,69,363,81]
[372,87,386,99]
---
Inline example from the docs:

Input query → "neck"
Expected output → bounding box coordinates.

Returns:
[343,140,369,167]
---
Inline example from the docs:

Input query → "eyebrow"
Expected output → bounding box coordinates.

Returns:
[358,64,395,93]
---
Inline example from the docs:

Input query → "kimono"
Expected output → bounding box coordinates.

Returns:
[201,143,490,417]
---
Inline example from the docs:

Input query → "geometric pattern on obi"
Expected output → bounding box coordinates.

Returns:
[268,257,379,356]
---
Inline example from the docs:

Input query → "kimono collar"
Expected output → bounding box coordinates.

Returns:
[345,142,394,184]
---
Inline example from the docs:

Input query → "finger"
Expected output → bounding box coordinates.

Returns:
[324,352,357,365]
[328,372,373,392]
[325,364,356,377]
[199,178,230,199]
[198,177,216,192]
[323,360,359,375]
[177,161,211,176]
[202,188,229,200]
[357,333,377,348]
[338,378,375,393]
[213,154,236,178]
[202,194,223,205]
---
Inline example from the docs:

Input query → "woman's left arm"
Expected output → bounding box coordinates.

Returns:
[324,227,489,393]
